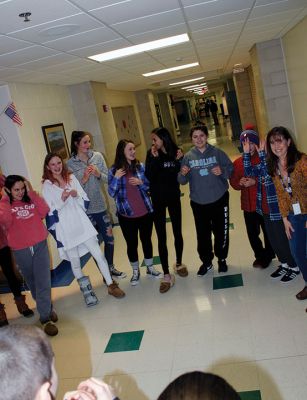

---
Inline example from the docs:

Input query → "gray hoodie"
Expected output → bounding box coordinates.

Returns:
[67,150,108,214]
[178,144,233,205]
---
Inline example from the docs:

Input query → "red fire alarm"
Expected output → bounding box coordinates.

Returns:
[102,104,109,112]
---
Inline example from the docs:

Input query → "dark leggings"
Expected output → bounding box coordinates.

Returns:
[263,214,297,268]
[0,246,22,298]
[118,213,153,263]
[153,196,183,274]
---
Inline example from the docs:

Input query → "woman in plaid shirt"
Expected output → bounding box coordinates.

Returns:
[108,139,161,286]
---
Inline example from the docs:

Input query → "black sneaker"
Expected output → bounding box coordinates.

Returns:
[270,266,286,279]
[280,268,300,283]
[197,263,213,277]
[218,259,228,273]
[110,265,127,279]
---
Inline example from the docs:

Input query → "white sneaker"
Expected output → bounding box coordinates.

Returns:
[146,265,162,278]
[130,269,140,286]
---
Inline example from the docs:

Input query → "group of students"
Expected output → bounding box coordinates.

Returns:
[0,123,306,337]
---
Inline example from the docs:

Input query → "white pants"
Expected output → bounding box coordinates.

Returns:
[66,237,112,285]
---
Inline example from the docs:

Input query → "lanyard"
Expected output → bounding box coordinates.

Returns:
[277,169,293,197]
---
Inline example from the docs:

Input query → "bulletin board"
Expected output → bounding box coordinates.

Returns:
[112,106,141,145]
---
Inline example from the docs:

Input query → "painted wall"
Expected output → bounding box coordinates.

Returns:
[7,82,75,188]
[0,85,28,177]
[282,16,307,151]
[90,81,147,165]
[1,82,76,268]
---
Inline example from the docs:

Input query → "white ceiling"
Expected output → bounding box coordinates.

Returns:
[0,0,306,92]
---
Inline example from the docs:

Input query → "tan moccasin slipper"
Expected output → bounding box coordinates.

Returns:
[159,274,175,293]
[173,263,188,277]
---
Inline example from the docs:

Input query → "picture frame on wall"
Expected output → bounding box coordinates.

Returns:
[42,123,70,161]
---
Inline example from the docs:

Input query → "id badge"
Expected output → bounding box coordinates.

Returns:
[292,202,301,215]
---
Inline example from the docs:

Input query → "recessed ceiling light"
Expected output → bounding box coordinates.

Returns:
[169,76,204,86]
[89,33,189,62]
[142,62,199,77]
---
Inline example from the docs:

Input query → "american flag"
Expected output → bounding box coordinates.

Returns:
[4,102,23,126]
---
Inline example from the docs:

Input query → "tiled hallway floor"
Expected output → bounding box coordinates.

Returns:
[2,117,307,400]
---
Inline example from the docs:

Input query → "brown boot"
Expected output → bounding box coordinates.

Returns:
[108,282,125,298]
[0,303,8,327]
[14,295,34,318]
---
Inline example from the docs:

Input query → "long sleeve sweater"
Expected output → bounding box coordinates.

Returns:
[178,144,233,205]
[272,154,307,217]
[67,150,108,214]
[145,149,181,202]
[0,191,49,250]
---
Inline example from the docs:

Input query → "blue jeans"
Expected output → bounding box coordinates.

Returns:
[88,211,114,267]
[287,213,307,282]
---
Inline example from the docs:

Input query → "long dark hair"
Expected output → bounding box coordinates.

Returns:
[4,175,31,204]
[266,126,302,176]
[70,130,91,156]
[190,124,208,138]
[42,152,71,184]
[113,139,140,173]
[157,371,240,400]
[151,127,179,159]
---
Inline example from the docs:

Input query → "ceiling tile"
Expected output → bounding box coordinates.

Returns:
[188,9,249,30]
[89,0,179,25]
[9,14,105,43]
[0,0,82,35]
[0,46,60,68]
[250,0,307,18]
[0,36,33,55]
[43,27,120,51]
[110,10,185,36]
[183,0,254,20]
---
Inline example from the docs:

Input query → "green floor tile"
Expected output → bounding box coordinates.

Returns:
[229,222,234,230]
[104,330,144,353]
[213,273,243,290]
[239,390,262,400]
[141,255,161,266]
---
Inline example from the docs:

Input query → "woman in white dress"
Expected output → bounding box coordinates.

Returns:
[42,153,125,307]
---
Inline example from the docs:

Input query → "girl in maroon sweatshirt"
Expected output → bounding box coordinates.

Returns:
[0,175,58,336]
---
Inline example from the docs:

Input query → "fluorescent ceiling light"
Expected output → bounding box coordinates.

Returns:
[169,76,204,86]
[89,33,189,62]
[182,83,207,89]
[142,62,199,77]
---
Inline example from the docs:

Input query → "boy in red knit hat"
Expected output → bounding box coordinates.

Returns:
[230,126,275,268]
